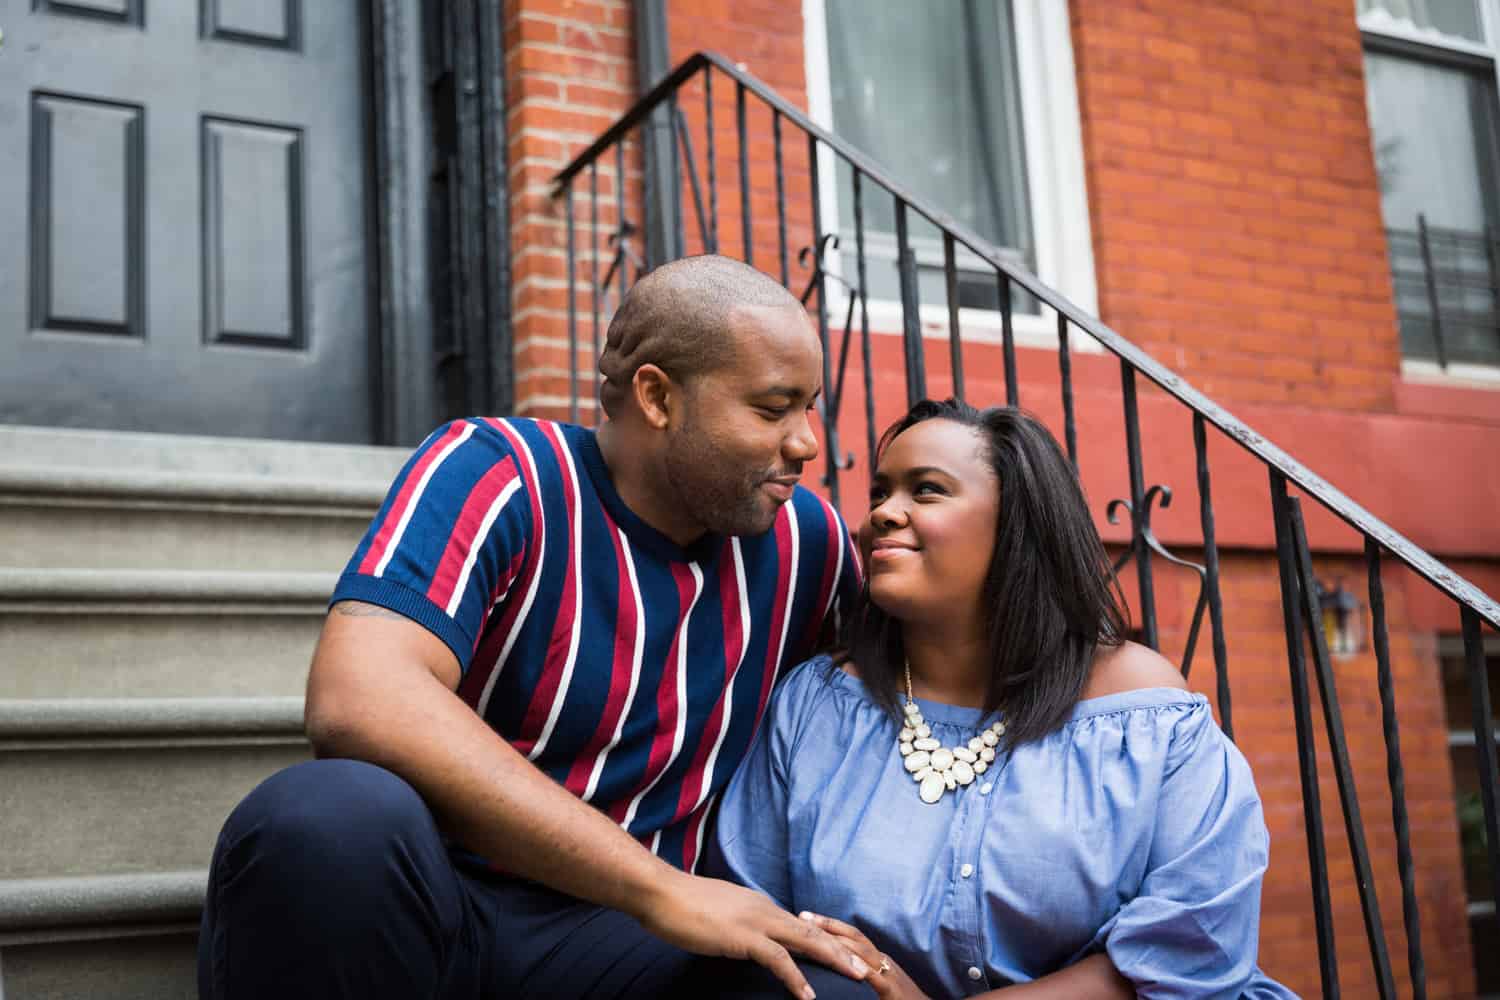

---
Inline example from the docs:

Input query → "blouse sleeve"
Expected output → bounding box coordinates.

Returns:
[703,658,828,908]
[1095,702,1273,1000]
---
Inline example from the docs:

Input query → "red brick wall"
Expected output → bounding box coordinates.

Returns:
[1069,0,1402,412]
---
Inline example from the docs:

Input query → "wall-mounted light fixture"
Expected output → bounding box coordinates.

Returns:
[1316,578,1363,658]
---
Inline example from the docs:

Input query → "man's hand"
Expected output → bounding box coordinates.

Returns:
[798,912,928,1000]
[638,870,872,999]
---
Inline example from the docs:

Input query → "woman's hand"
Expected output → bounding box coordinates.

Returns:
[799,912,930,1000]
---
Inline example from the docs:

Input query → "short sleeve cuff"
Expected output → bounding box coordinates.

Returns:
[329,571,476,670]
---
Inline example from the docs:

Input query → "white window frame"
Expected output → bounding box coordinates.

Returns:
[1359,0,1499,55]
[802,0,1100,353]
[1360,0,1500,383]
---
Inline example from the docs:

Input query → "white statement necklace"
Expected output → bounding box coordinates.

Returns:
[898,663,1005,804]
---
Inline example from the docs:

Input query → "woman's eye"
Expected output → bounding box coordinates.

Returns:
[914,481,946,497]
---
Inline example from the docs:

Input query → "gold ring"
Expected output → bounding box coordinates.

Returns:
[877,958,891,975]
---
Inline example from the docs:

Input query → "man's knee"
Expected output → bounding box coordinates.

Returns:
[200,760,466,998]
[212,758,438,889]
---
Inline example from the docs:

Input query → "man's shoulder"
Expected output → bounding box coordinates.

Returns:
[451,415,576,450]
[444,416,600,481]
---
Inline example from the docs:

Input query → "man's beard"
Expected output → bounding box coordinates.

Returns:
[663,430,783,538]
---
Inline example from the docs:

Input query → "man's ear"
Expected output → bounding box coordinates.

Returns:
[632,364,676,430]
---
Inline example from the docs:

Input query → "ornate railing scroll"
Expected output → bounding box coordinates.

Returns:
[1107,487,1211,687]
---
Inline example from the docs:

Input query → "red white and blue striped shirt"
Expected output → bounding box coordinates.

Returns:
[332,417,861,871]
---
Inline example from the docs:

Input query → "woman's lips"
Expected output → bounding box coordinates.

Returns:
[869,540,918,563]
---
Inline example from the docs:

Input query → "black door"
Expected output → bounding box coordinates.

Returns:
[0,0,376,443]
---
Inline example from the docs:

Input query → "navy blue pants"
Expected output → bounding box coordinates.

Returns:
[198,759,875,999]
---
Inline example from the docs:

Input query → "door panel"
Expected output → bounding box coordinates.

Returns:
[204,0,297,49]
[202,117,304,347]
[29,92,145,337]
[36,1,140,26]
[0,0,374,442]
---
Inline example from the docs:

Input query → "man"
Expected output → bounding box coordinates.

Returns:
[198,255,873,999]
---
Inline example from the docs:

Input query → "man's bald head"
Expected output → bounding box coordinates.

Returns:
[597,255,805,418]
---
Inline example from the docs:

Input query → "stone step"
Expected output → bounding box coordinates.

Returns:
[0,871,201,1000]
[0,464,387,572]
[0,570,334,698]
[0,423,411,480]
[0,698,307,880]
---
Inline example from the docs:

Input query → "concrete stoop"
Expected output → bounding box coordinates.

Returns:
[0,425,405,999]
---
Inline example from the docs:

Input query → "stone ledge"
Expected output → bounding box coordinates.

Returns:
[0,424,409,481]
[0,697,305,750]
[0,465,387,515]
[0,871,205,937]
[0,569,335,613]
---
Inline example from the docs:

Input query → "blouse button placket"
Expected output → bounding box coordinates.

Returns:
[952,732,1001,995]
[963,745,1008,992]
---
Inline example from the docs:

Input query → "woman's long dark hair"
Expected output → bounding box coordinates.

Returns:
[838,399,1129,745]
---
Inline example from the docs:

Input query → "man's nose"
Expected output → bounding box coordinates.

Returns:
[783,408,820,464]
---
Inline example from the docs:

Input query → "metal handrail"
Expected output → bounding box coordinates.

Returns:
[552,50,1499,632]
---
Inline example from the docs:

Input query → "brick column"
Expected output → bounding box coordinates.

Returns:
[504,0,639,422]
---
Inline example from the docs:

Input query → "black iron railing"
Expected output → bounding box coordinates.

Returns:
[552,52,1500,997]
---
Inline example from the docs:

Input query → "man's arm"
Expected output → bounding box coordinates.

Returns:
[305,601,870,1000]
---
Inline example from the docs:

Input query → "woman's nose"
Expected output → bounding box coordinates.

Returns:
[870,496,906,528]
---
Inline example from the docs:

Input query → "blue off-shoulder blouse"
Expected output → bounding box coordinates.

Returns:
[709,656,1296,999]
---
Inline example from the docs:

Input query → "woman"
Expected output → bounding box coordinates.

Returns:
[709,400,1294,999]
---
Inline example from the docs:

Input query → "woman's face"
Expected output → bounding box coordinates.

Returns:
[859,418,1000,626]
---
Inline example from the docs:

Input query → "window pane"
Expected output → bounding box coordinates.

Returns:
[824,0,1034,309]
[1366,53,1495,231]
[1365,51,1500,364]
[1358,0,1485,44]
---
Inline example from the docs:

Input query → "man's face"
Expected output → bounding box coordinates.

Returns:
[663,304,823,538]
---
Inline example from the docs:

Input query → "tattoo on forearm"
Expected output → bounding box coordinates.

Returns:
[331,600,409,621]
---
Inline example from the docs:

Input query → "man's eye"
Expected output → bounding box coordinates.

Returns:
[757,404,790,419]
